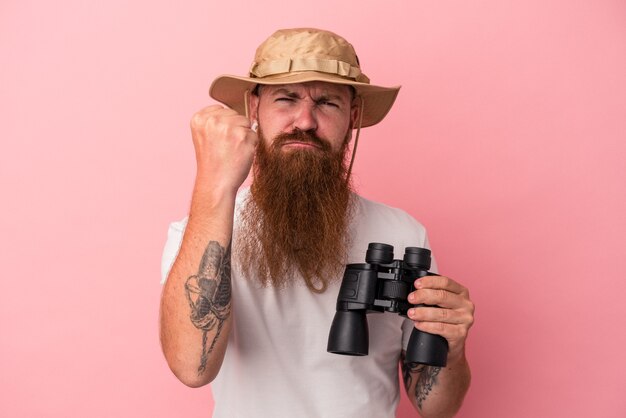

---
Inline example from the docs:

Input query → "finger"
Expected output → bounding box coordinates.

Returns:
[217,112,256,131]
[244,128,259,147]
[191,105,227,121]
[408,288,462,309]
[413,321,470,343]
[199,104,226,113]
[191,106,245,127]
[408,306,461,324]
[414,275,467,295]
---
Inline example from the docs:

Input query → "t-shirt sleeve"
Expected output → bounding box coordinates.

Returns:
[160,218,187,284]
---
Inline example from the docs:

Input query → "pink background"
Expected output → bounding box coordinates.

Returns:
[1,1,625,417]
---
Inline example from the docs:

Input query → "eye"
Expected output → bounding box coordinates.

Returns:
[275,96,295,103]
[319,99,339,108]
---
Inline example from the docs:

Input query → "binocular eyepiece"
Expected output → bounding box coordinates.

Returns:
[327,242,449,367]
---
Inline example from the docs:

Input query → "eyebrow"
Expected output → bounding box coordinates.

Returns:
[270,88,348,103]
[271,88,300,98]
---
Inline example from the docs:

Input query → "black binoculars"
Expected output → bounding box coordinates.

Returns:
[327,242,448,367]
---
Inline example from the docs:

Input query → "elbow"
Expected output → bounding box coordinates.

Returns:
[160,341,218,388]
[158,313,227,388]
[167,360,216,388]
[177,372,212,389]
[159,329,219,388]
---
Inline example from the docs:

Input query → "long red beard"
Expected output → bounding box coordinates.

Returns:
[237,128,355,293]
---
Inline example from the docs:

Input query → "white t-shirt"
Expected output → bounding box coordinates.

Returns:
[161,191,436,418]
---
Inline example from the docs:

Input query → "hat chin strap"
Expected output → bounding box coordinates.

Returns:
[244,89,251,120]
[347,96,364,181]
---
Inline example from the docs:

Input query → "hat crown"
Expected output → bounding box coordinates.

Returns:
[249,28,369,83]
[209,27,400,128]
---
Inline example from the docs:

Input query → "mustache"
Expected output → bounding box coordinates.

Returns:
[271,129,332,152]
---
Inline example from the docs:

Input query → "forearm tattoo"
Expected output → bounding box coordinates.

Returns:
[402,356,442,410]
[185,241,232,375]
[415,365,441,409]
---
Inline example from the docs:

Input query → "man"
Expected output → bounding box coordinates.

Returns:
[160,28,474,417]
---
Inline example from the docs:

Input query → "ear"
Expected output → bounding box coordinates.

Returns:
[248,90,260,122]
[350,96,362,129]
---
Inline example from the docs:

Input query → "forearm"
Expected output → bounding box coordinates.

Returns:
[402,350,471,418]
[159,182,237,387]
[404,274,474,416]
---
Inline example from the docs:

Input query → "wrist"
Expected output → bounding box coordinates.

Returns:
[190,178,237,216]
[193,170,239,197]
[446,344,468,367]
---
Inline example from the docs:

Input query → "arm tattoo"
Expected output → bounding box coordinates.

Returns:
[401,354,442,410]
[415,365,441,409]
[185,241,232,375]
[401,354,413,390]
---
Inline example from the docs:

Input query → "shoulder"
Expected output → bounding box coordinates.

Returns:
[168,217,188,234]
[349,195,430,260]
[355,195,427,234]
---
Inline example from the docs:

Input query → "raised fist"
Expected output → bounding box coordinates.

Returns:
[190,105,258,192]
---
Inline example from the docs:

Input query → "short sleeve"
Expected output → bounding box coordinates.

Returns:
[160,218,188,284]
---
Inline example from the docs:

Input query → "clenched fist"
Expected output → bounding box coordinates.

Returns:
[190,105,259,193]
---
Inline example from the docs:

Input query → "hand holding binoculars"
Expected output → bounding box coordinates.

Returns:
[327,242,449,366]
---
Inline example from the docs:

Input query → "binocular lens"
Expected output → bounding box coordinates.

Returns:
[366,243,394,264]
[403,247,432,269]
[327,310,369,356]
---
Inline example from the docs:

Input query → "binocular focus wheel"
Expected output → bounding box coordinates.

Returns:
[381,280,409,299]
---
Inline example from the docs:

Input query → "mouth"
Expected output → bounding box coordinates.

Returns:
[281,141,323,150]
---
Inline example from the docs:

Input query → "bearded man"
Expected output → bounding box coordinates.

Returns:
[160,28,474,418]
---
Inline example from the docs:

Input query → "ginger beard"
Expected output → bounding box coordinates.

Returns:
[238,127,355,293]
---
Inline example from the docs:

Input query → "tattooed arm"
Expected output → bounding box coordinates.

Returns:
[159,105,258,387]
[400,351,470,417]
[159,190,236,387]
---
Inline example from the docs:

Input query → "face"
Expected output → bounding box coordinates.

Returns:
[239,81,359,293]
[249,81,358,153]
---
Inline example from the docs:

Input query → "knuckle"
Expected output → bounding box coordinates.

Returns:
[456,327,468,340]
[441,276,451,288]
[467,310,475,327]
[438,308,449,321]
[421,289,435,304]
[459,310,474,327]
[248,133,260,147]
[190,113,204,128]
[468,300,475,315]
[456,305,474,326]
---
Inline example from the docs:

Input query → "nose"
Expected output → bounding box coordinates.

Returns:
[292,102,318,132]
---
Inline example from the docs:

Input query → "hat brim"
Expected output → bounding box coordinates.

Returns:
[209,71,400,128]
